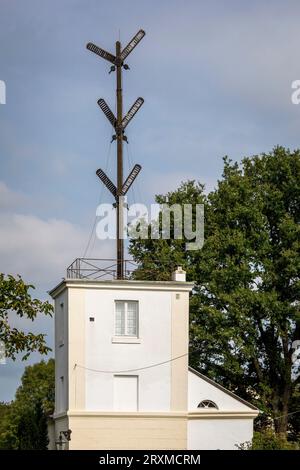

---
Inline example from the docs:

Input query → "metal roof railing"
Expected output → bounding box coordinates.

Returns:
[66,258,138,280]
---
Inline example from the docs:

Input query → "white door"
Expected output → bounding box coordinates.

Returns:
[113,375,138,411]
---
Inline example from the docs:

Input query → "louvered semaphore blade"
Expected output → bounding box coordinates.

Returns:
[122,164,142,195]
[97,99,117,127]
[96,169,117,198]
[120,30,146,62]
[122,97,144,129]
[86,43,116,64]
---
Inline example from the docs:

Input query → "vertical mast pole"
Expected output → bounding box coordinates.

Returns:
[116,41,124,279]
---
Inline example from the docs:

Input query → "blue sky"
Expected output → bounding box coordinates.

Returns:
[1,0,300,401]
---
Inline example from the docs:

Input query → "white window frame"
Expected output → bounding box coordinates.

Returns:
[114,300,139,337]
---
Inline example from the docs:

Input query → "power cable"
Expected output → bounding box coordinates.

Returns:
[82,140,112,258]
[74,347,201,374]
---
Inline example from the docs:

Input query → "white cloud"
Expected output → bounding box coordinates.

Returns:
[0,182,114,291]
[0,181,29,210]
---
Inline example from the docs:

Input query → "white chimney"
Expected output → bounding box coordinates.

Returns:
[172,266,186,282]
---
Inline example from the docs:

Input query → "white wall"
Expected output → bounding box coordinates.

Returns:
[188,370,256,449]
[188,370,251,411]
[188,418,253,450]
[113,375,138,411]
[54,290,68,413]
[85,288,172,412]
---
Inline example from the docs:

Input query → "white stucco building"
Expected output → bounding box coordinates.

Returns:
[48,267,258,450]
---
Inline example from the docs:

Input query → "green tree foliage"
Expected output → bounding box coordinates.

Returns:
[130,180,206,280]
[0,274,53,360]
[129,147,300,436]
[0,401,11,444]
[0,359,54,449]
[14,357,55,415]
[288,383,300,441]
[14,399,49,450]
[238,430,299,450]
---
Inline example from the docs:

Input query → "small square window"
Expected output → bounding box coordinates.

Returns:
[115,301,138,337]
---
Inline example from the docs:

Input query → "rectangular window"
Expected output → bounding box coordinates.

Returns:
[115,300,138,337]
[113,375,138,411]
[57,376,64,412]
[59,302,64,346]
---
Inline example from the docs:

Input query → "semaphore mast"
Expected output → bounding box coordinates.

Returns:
[86,30,145,279]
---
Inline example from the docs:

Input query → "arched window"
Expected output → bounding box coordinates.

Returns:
[197,400,218,409]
